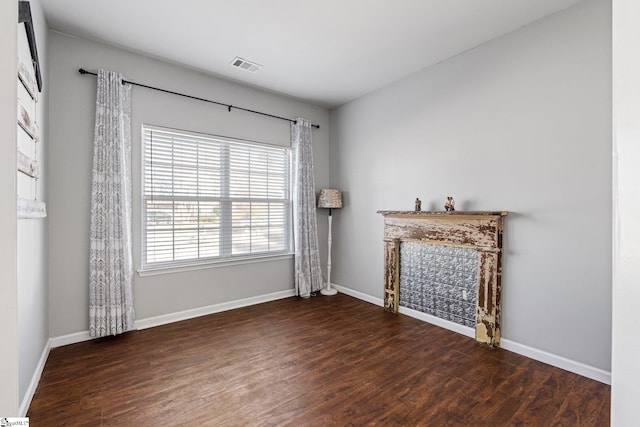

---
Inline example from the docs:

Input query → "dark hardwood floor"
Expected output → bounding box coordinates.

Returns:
[28,294,610,426]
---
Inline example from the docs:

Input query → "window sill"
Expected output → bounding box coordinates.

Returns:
[137,253,294,277]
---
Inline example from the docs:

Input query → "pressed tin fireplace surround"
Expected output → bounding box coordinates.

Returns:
[377,211,507,347]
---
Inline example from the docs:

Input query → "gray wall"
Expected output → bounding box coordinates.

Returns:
[48,32,330,337]
[17,0,49,409]
[329,0,611,371]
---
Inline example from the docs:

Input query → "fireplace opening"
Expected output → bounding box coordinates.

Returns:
[399,242,478,329]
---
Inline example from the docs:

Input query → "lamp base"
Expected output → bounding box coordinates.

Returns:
[320,287,338,296]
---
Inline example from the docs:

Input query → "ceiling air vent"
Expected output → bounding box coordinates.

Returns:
[230,57,262,73]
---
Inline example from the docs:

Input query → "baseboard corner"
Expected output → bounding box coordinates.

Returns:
[19,339,51,417]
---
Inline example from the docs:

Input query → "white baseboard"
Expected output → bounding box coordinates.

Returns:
[333,283,474,338]
[135,289,295,330]
[50,330,93,348]
[399,306,476,339]
[500,338,611,385]
[333,283,384,306]
[50,289,296,348]
[332,282,611,385]
[19,339,51,417]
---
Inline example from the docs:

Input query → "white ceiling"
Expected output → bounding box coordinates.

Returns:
[41,0,585,108]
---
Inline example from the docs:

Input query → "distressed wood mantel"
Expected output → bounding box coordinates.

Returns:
[377,210,507,347]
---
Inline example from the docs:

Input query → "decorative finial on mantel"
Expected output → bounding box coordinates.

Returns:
[444,196,455,212]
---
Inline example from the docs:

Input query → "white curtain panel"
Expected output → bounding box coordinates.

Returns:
[89,69,135,337]
[291,118,323,297]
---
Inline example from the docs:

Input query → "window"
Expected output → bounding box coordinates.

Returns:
[142,125,291,270]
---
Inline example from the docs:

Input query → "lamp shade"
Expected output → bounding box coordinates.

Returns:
[317,189,343,209]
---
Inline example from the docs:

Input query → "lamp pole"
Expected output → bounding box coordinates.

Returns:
[321,208,337,295]
[317,188,342,296]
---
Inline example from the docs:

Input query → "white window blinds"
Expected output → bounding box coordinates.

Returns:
[142,125,291,269]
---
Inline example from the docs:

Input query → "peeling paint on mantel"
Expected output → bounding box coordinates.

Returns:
[378,210,507,347]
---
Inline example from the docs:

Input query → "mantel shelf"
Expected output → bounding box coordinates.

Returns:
[378,210,507,217]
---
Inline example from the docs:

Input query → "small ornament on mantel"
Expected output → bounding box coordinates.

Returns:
[444,196,455,212]
[415,198,422,212]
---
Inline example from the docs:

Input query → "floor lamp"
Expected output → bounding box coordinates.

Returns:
[317,189,342,296]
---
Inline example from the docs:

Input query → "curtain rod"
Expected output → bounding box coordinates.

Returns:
[78,68,320,129]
